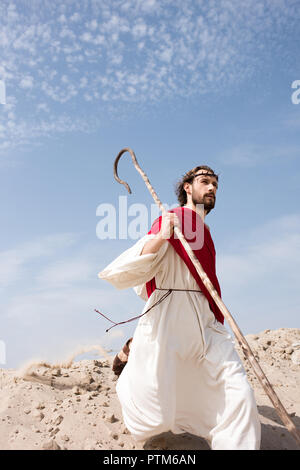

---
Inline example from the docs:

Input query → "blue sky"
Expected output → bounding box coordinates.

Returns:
[0,0,300,369]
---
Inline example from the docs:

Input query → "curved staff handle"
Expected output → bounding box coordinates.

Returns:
[114,147,167,215]
[112,147,300,448]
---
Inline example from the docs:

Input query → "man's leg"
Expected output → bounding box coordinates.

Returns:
[203,328,261,450]
[208,360,261,449]
[173,324,261,450]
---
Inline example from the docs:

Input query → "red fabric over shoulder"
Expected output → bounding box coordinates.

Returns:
[145,207,224,324]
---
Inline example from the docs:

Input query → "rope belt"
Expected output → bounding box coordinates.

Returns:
[95,287,202,332]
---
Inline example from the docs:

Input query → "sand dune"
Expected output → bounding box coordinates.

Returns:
[0,328,299,450]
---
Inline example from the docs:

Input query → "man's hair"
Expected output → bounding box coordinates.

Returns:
[174,165,219,206]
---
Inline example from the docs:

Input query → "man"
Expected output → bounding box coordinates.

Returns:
[98,165,261,450]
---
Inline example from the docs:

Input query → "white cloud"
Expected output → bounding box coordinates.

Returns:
[80,31,93,42]
[218,144,300,167]
[36,102,49,112]
[2,280,130,367]
[88,19,98,31]
[58,14,67,24]
[70,12,80,22]
[141,0,158,13]
[37,258,96,286]
[20,76,34,89]
[217,213,300,331]
[0,233,78,287]
[0,0,299,153]
[0,231,143,367]
[159,46,173,63]
[0,111,99,153]
[4,286,104,322]
[60,27,76,40]
[132,21,147,38]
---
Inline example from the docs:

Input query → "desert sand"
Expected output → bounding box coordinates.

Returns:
[0,328,299,450]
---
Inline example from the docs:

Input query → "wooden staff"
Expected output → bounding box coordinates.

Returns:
[113,147,300,448]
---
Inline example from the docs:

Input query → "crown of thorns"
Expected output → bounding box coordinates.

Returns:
[191,171,219,180]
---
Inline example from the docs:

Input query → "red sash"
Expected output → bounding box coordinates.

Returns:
[146,206,224,324]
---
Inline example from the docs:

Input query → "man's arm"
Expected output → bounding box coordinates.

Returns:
[141,212,179,255]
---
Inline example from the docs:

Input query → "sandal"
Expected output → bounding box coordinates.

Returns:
[112,338,133,377]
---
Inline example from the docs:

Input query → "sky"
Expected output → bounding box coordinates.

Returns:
[0,0,300,369]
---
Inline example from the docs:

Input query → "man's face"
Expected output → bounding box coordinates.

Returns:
[185,172,218,213]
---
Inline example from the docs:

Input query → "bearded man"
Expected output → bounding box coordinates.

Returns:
[98,165,261,450]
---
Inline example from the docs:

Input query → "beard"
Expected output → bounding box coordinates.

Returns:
[192,189,216,215]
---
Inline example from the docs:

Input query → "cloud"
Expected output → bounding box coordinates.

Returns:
[0,231,141,367]
[0,232,78,287]
[70,12,80,22]
[218,144,300,167]
[3,285,108,323]
[0,231,138,324]
[36,102,49,112]
[219,213,300,285]
[20,75,34,89]
[37,258,97,287]
[2,282,130,368]
[0,0,299,153]
[217,213,300,332]
[0,110,99,154]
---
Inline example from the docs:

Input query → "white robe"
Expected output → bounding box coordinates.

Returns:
[98,234,261,450]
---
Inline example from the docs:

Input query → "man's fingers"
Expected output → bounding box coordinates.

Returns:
[173,214,180,226]
[160,213,180,238]
[169,213,180,227]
